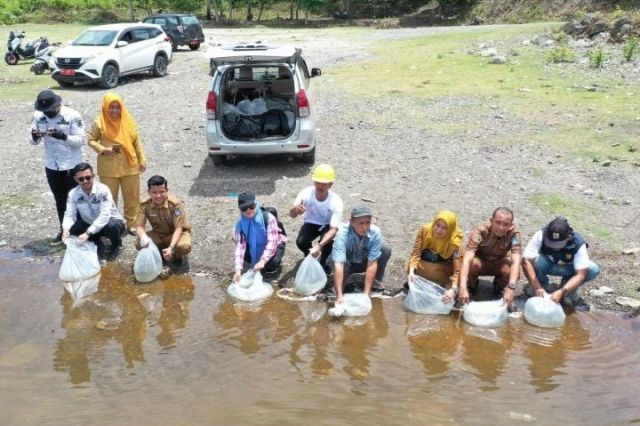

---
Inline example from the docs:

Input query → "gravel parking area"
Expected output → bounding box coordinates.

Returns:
[1,26,638,312]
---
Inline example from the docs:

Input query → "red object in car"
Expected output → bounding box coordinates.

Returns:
[297,89,310,118]
[60,69,75,76]
[206,91,217,119]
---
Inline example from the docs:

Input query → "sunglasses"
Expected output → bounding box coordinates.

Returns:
[76,175,93,183]
[240,204,256,212]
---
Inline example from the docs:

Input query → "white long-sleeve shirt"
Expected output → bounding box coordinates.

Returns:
[28,106,85,171]
[62,182,124,235]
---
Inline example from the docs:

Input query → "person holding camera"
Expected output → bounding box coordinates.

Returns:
[88,93,147,234]
[406,211,464,304]
[29,90,86,244]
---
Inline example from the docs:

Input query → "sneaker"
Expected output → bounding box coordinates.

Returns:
[106,243,122,260]
[127,227,136,236]
[50,232,63,246]
[372,281,385,292]
[159,266,172,279]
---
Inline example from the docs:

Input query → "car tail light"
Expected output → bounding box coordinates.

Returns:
[164,36,171,43]
[206,91,217,120]
[297,89,310,118]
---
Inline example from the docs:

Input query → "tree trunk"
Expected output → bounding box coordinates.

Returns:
[206,0,211,20]
[128,0,134,21]
[258,2,265,21]
[343,0,351,17]
[304,9,308,25]
[247,0,253,21]
[295,0,299,20]
[289,0,294,20]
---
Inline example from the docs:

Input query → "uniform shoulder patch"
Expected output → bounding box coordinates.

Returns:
[511,235,521,246]
[174,208,182,217]
[473,234,482,244]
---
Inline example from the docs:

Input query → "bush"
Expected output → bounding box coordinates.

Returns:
[588,46,606,68]
[623,37,638,62]
[545,45,576,63]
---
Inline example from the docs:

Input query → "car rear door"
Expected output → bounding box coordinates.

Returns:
[130,28,157,69]
[116,29,140,73]
[181,15,204,42]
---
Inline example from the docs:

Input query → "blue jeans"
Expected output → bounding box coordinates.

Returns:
[534,255,600,297]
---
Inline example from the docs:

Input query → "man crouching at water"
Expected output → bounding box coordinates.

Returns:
[62,162,126,258]
[134,175,192,272]
[330,204,392,304]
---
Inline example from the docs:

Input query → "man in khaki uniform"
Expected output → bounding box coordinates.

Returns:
[458,207,522,307]
[135,175,191,270]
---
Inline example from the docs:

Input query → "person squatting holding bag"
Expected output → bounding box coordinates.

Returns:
[134,175,192,271]
[330,204,392,304]
[232,192,287,283]
[406,211,464,304]
[88,93,147,234]
[29,89,86,244]
[61,162,126,258]
[289,164,343,273]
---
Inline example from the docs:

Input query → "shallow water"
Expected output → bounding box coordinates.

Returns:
[1,256,639,425]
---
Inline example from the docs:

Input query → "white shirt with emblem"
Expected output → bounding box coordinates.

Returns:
[28,106,86,171]
[62,181,124,235]
[294,186,343,228]
[523,229,591,269]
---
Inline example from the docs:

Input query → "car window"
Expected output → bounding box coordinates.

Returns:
[132,29,151,42]
[149,28,163,38]
[119,30,136,44]
[143,18,153,24]
[168,17,179,25]
[181,16,199,25]
[299,59,310,86]
[72,30,118,46]
[153,18,167,26]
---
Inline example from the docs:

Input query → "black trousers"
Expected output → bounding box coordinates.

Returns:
[244,243,286,274]
[45,167,77,228]
[70,217,126,249]
[296,222,333,266]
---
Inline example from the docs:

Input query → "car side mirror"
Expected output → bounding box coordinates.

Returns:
[311,67,322,77]
[116,40,129,47]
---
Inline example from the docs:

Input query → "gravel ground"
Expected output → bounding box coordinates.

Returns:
[1,25,639,313]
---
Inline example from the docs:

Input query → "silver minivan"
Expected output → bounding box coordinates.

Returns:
[205,43,321,165]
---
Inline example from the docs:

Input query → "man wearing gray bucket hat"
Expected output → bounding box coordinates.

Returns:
[330,204,392,304]
[28,89,86,244]
[522,216,600,307]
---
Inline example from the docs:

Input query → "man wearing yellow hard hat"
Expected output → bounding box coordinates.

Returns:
[289,164,343,272]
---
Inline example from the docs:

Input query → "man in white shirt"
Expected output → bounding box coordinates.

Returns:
[62,162,126,258]
[29,90,85,244]
[522,216,600,306]
[289,164,343,271]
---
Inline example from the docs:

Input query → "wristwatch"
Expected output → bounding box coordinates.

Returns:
[86,231,93,237]
[507,282,517,290]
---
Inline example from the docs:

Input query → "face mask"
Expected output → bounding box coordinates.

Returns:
[44,110,58,119]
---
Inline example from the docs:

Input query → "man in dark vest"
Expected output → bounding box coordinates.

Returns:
[522,216,600,306]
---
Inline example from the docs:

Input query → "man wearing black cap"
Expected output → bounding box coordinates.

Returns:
[330,204,392,304]
[29,89,85,244]
[522,216,600,306]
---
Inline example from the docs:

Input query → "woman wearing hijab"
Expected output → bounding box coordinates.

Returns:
[88,93,147,233]
[406,211,464,303]
[232,192,287,283]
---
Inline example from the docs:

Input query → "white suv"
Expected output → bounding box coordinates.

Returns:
[51,23,172,88]
[205,43,321,165]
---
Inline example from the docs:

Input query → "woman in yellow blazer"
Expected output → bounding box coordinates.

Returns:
[88,93,147,232]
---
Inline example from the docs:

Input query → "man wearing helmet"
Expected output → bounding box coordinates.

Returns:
[289,164,343,271]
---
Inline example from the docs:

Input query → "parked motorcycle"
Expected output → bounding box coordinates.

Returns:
[5,31,50,65]
[30,41,60,74]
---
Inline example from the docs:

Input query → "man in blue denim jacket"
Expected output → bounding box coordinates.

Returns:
[330,204,392,304]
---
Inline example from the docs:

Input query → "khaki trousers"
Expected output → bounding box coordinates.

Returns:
[101,174,140,228]
[467,256,512,288]
[414,260,454,288]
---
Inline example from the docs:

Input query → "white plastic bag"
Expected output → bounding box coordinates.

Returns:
[404,276,454,315]
[237,98,267,116]
[134,241,163,283]
[463,299,508,328]
[524,294,566,328]
[294,255,327,296]
[59,237,101,281]
[227,271,274,302]
[62,272,101,304]
[328,293,372,317]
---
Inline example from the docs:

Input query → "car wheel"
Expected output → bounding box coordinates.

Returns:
[209,154,226,166]
[302,147,316,163]
[4,52,19,65]
[58,81,74,88]
[152,54,167,77]
[169,37,178,51]
[189,41,201,51]
[32,62,46,75]
[100,64,119,89]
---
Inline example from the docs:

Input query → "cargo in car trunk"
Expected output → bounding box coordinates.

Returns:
[220,65,296,141]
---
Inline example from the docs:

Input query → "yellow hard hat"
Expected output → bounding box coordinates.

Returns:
[311,164,336,183]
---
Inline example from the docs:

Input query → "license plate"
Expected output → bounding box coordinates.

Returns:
[60,69,75,76]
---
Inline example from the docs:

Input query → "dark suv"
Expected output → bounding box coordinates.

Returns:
[142,13,205,51]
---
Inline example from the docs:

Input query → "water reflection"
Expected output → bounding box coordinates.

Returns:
[406,314,460,382]
[461,323,514,387]
[289,301,333,378]
[521,314,591,393]
[53,268,194,384]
